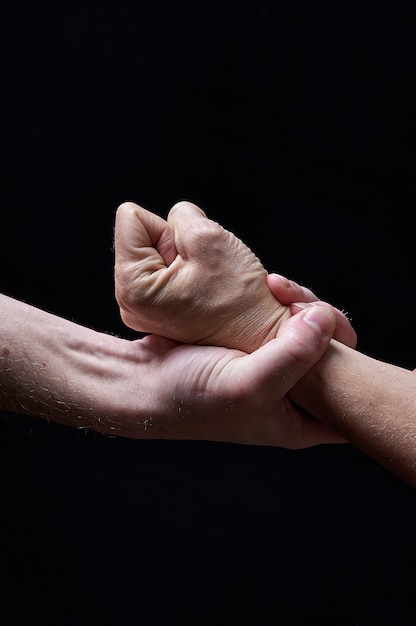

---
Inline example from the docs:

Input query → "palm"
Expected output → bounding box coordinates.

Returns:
[134,334,344,449]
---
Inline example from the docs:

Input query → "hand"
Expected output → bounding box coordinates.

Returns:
[267,273,357,348]
[120,304,346,448]
[0,293,342,448]
[114,201,291,353]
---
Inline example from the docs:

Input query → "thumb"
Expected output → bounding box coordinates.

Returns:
[166,200,215,257]
[235,305,336,396]
[167,200,209,223]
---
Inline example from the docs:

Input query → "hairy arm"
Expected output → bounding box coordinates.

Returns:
[0,293,139,434]
[114,201,416,485]
[0,293,344,447]
[257,285,416,487]
[290,338,416,487]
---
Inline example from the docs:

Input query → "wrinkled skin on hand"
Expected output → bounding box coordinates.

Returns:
[114,201,291,353]
[123,311,347,449]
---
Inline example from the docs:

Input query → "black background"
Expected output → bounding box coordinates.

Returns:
[1,1,416,624]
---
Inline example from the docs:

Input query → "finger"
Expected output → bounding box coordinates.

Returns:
[232,305,336,396]
[267,273,318,304]
[166,200,225,259]
[290,302,357,349]
[167,199,208,222]
[267,273,357,349]
[114,201,177,268]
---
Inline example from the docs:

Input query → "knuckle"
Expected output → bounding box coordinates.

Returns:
[286,330,320,366]
[116,201,138,215]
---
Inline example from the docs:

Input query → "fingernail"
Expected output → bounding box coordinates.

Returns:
[303,305,335,335]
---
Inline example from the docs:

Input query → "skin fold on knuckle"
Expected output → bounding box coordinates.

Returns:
[284,326,324,367]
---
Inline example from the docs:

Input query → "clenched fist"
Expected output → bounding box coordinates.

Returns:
[114,200,291,353]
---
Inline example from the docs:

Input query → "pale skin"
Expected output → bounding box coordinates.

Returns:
[269,276,416,486]
[114,200,416,487]
[1,191,355,448]
[114,200,357,351]
[291,332,416,487]
[0,292,346,448]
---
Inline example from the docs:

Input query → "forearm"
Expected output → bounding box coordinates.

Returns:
[1,293,343,448]
[291,340,416,486]
[0,294,145,435]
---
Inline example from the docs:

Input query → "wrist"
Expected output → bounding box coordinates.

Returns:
[229,301,291,353]
[289,339,343,414]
